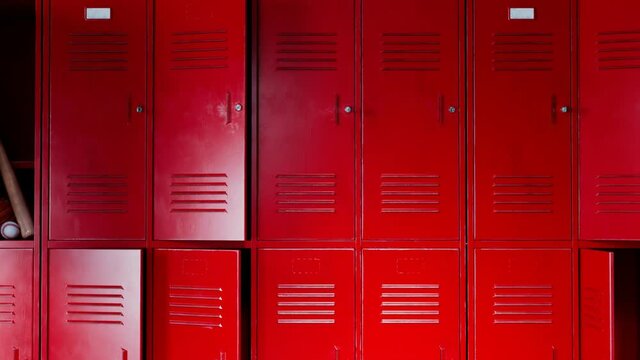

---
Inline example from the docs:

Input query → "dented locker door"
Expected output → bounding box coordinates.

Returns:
[473,0,572,240]
[153,250,240,360]
[579,0,640,240]
[363,249,460,360]
[474,249,571,360]
[0,250,33,360]
[49,250,141,360]
[580,250,614,360]
[258,249,355,360]
[154,0,246,241]
[363,0,461,241]
[49,0,146,240]
[257,0,356,240]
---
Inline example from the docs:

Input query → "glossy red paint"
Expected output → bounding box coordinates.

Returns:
[580,250,614,360]
[154,0,246,241]
[0,249,33,360]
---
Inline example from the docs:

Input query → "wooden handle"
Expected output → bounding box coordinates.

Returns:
[0,141,33,238]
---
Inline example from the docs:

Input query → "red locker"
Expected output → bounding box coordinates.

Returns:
[363,249,460,360]
[362,0,461,241]
[258,249,355,360]
[473,0,572,241]
[48,250,142,360]
[153,250,240,360]
[49,0,146,240]
[579,0,640,240]
[154,0,246,241]
[474,249,571,360]
[257,0,356,240]
[0,250,33,360]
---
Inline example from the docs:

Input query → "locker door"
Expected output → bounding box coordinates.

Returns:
[363,0,460,240]
[49,0,146,240]
[579,0,640,240]
[0,250,33,360]
[257,0,356,240]
[474,249,572,360]
[363,249,460,360]
[49,250,141,360]
[258,249,355,360]
[153,250,240,360]
[154,0,246,241]
[474,0,571,240]
[580,250,614,360]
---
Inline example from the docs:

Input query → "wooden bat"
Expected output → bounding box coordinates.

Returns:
[0,140,34,238]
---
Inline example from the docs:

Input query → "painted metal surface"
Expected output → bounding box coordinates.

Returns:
[0,249,33,360]
[580,250,614,360]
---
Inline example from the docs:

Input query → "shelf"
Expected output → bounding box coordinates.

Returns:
[0,240,34,249]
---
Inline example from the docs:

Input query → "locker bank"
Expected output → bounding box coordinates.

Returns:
[0,0,638,358]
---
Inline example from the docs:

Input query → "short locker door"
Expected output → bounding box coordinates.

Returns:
[0,250,33,360]
[473,0,572,240]
[363,249,460,360]
[363,0,461,241]
[49,0,146,240]
[579,0,640,240]
[153,250,240,360]
[258,249,355,360]
[49,250,142,360]
[154,0,246,241]
[580,250,614,360]
[474,249,571,360]
[257,0,356,240]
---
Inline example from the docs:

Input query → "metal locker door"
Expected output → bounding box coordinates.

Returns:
[257,249,355,360]
[257,0,356,240]
[363,249,460,360]
[153,250,240,360]
[0,249,33,360]
[49,0,146,241]
[580,250,614,360]
[154,0,246,241]
[474,249,571,360]
[363,0,461,241]
[579,0,640,241]
[49,250,142,360]
[473,0,572,241]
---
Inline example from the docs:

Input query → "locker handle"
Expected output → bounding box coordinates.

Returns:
[335,95,341,124]
[226,92,232,125]
[334,346,340,360]
[440,346,445,360]
[551,346,556,360]
[13,347,18,360]
[122,348,128,360]
[551,95,558,123]
[438,94,445,124]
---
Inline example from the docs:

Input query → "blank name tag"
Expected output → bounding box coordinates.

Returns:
[86,8,111,20]
[509,8,535,20]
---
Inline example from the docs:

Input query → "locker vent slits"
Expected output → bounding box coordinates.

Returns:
[170,173,228,213]
[66,284,125,325]
[581,287,606,330]
[492,284,553,325]
[380,174,440,213]
[67,33,129,72]
[0,285,16,325]
[168,285,223,329]
[380,284,440,324]
[595,174,640,213]
[492,33,554,72]
[276,284,336,324]
[381,32,441,71]
[597,30,640,70]
[492,175,554,214]
[66,174,129,214]
[170,30,229,70]
[276,173,337,213]
[276,32,338,71]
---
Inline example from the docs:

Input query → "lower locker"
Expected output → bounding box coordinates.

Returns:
[0,249,33,360]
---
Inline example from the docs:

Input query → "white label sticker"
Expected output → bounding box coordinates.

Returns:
[86,8,111,20]
[509,8,535,20]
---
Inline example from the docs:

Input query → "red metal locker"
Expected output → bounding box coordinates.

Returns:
[473,0,572,241]
[257,0,356,240]
[48,250,142,360]
[363,0,461,241]
[580,250,614,360]
[257,249,355,360]
[154,0,246,241]
[579,0,640,240]
[363,249,460,360]
[0,249,33,360]
[474,249,571,360]
[153,250,240,360]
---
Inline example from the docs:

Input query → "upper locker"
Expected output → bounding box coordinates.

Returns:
[154,0,246,241]
[258,0,356,240]
[363,0,461,240]
[473,0,572,241]
[579,0,640,241]
[49,0,146,240]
